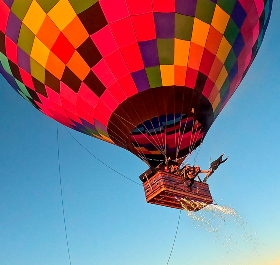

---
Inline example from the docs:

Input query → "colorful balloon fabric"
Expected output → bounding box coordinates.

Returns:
[0,0,273,166]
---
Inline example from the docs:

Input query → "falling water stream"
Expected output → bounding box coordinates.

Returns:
[180,199,260,258]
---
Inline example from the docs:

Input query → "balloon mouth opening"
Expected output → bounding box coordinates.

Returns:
[128,113,204,161]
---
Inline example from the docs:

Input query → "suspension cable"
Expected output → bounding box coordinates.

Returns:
[188,128,203,163]
[184,118,197,166]
[129,135,152,166]
[56,125,72,265]
[193,139,203,166]
[114,113,166,157]
[150,90,166,153]
[106,22,166,157]
[104,116,151,165]
[176,113,195,162]
[175,90,187,160]
[135,97,166,155]
[176,17,214,163]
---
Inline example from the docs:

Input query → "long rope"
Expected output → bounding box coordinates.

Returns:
[167,210,182,265]
[57,126,72,265]
[65,128,142,186]
[61,126,183,265]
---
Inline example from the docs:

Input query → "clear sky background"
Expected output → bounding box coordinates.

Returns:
[1,2,280,265]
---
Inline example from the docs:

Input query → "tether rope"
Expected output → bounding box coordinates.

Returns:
[60,126,183,264]
[65,127,142,186]
[56,125,72,265]
[167,210,182,265]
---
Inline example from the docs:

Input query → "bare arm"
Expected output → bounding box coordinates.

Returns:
[200,170,211,173]
[221,156,229,163]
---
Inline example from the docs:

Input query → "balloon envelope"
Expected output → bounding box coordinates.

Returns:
[0,0,273,166]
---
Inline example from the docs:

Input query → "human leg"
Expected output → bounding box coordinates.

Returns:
[188,178,194,190]
[203,171,213,183]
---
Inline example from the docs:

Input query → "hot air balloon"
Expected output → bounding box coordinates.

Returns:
[0,0,273,210]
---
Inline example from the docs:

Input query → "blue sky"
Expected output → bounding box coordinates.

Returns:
[1,2,280,265]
